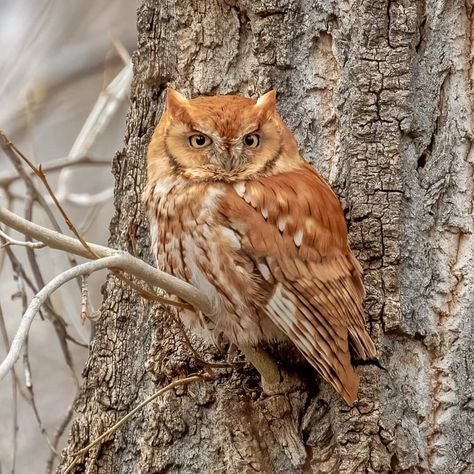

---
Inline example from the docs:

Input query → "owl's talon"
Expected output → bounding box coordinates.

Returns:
[241,345,303,395]
[261,370,304,396]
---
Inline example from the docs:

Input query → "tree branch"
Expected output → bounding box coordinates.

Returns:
[0,207,213,309]
[0,228,45,249]
[0,257,117,380]
[0,207,283,390]
[0,155,111,188]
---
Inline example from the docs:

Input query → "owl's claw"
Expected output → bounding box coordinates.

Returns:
[241,345,304,395]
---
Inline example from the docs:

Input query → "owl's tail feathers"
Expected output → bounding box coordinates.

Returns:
[348,324,377,361]
[322,360,360,406]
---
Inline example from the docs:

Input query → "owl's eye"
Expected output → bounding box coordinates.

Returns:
[189,134,212,148]
[244,133,260,148]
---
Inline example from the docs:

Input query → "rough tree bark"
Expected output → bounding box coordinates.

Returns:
[59,1,474,473]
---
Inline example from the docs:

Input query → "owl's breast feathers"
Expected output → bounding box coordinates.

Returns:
[144,163,376,405]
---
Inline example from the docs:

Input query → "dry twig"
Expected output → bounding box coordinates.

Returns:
[62,374,206,474]
[55,60,132,206]
[0,130,98,258]
[0,206,283,393]
[0,207,207,311]
[0,304,19,474]
[0,155,111,188]
[0,227,45,249]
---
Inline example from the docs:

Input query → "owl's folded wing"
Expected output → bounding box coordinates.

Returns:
[219,164,376,404]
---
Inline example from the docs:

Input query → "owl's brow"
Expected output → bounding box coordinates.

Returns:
[227,127,260,145]
[188,127,211,135]
[242,124,260,135]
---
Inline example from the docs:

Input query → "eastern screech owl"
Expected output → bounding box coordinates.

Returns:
[144,89,376,404]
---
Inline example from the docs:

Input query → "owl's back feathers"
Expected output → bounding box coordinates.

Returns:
[217,164,376,404]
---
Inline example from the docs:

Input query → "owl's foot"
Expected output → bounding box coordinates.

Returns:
[241,345,304,395]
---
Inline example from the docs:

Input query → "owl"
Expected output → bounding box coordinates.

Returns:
[143,88,376,405]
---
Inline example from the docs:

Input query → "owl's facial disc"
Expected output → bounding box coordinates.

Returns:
[161,89,293,179]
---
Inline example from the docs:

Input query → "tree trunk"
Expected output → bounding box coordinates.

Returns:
[59,1,474,472]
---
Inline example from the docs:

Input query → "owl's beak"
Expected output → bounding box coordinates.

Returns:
[210,144,234,171]
[222,156,233,172]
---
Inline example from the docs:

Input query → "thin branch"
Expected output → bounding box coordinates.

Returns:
[0,208,211,313]
[0,253,213,381]
[46,401,75,474]
[23,335,57,454]
[0,305,19,474]
[0,258,114,381]
[110,34,131,66]
[65,62,132,162]
[0,156,111,188]
[2,240,75,339]
[77,204,101,235]
[0,228,45,249]
[22,196,81,388]
[56,61,132,204]
[0,130,65,237]
[0,131,98,259]
[80,275,88,325]
[62,374,206,474]
[49,188,113,207]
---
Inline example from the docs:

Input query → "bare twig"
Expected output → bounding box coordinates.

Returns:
[56,61,132,206]
[1,240,85,349]
[62,374,206,474]
[77,204,101,235]
[0,130,65,237]
[46,401,75,474]
[23,195,81,388]
[0,258,114,381]
[0,305,19,474]
[0,155,111,188]
[0,208,210,313]
[23,336,56,453]
[64,62,131,162]
[0,252,213,381]
[0,228,45,249]
[50,188,113,207]
[0,130,98,259]
[110,35,131,66]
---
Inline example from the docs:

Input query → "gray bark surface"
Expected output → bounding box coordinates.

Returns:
[59,1,474,473]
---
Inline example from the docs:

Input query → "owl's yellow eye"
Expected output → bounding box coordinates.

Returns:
[189,134,211,148]
[244,133,260,148]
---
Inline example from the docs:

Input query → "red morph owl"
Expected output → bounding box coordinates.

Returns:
[143,89,376,404]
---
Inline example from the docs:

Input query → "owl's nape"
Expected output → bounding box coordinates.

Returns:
[144,89,376,405]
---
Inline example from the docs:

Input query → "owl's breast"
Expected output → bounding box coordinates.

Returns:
[145,177,281,345]
[145,177,224,281]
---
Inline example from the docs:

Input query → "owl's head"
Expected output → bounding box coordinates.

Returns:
[148,89,301,182]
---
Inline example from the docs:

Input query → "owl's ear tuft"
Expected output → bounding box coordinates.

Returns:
[255,90,277,117]
[166,88,191,123]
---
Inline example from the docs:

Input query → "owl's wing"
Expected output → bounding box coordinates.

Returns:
[219,164,376,404]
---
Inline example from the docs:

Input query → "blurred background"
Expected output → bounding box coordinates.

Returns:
[0,0,136,471]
